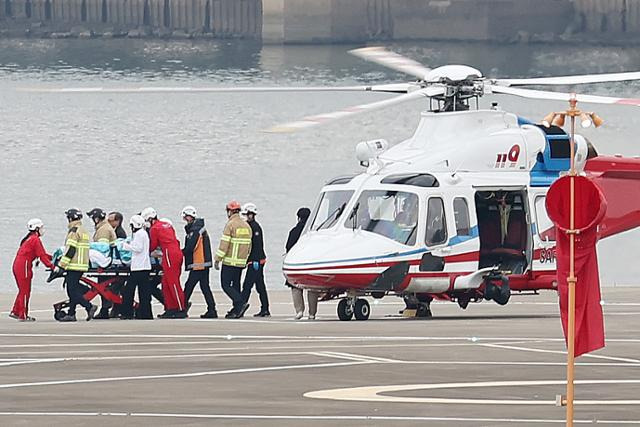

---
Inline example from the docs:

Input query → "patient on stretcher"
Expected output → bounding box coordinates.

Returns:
[52,238,156,270]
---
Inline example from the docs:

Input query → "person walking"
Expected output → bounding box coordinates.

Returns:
[214,201,252,319]
[121,215,152,319]
[240,203,270,317]
[286,207,319,320]
[9,219,54,321]
[57,208,98,322]
[87,208,117,319]
[142,207,186,319]
[181,206,217,319]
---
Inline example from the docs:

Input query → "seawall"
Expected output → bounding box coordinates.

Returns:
[0,0,639,43]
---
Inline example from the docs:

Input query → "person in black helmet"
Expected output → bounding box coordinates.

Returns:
[86,208,118,319]
[286,207,319,320]
[56,209,97,322]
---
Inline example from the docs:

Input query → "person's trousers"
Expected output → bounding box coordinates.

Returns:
[241,264,269,312]
[11,257,32,319]
[221,265,244,313]
[98,277,125,315]
[161,249,185,311]
[66,270,91,316]
[291,287,318,316]
[184,269,216,312]
[121,270,150,318]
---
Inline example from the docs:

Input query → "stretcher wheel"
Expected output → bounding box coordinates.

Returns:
[54,310,67,321]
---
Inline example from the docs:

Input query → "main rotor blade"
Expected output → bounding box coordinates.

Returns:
[494,71,640,87]
[267,86,444,133]
[18,83,416,94]
[349,46,431,81]
[489,85,640,106]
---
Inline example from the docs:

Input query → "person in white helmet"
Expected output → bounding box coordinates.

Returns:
[181,206,217,318]
[9,219,54,321]
[121,215,152,319]
[141,207,186,318]
[240,203,270,317]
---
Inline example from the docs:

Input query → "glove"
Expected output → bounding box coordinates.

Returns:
[252,261,260,271]
[214,260,220,271]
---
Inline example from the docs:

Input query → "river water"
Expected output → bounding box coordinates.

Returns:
[1,39,640,293]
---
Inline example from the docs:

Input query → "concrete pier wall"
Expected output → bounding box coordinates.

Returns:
[0,0,262,37]
[1,0,640,42]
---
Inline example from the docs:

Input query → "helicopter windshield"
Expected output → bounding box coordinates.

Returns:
[345,190,419,246]
[309,190,354,231]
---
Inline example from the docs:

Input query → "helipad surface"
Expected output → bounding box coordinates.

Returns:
[0,288,639,426]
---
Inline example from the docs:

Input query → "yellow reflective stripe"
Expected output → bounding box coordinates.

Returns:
[220,235,231,242]
[230,238,252,244]
[236,228,251,236]
[66,239,79,246]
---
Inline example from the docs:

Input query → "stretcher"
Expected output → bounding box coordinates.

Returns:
[48,246,162,321]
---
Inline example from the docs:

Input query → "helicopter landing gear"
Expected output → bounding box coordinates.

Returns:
[337,297,370,321]
[337,298,354,321]
[484,273,511,306]
[354,299,370,320]
[415,301,432,318]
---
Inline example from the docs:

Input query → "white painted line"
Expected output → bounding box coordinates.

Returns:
[305,379,640,405]
[0,411,622,423]
[0,360,372,390]
[482,343,640,364]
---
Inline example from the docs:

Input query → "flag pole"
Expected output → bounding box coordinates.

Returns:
[566,94,579,427]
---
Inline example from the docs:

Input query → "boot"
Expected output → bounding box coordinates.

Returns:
[86,304,98,321]
[253,310,271,317]
[200,310,218,319]
[93,309,110,320]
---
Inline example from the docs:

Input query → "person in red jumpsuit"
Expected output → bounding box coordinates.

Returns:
[141,207,186,318]
[10,219,53,321]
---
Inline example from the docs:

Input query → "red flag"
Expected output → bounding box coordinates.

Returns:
[546,175,607,357]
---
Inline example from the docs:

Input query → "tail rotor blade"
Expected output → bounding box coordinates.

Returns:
[349,46,431,81]
[266,86,444,133]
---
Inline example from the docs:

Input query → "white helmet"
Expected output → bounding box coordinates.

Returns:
[242,202,258,215]
[129,214,145,230]
[27,218,44,231]
[141,207,157,221]
[181,205,197,218]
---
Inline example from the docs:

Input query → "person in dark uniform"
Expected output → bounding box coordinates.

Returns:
[240,203,270,317]
[181,206,217,318]
[108,211,127,239]
[286,207,318,320]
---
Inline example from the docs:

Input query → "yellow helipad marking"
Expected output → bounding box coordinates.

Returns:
[304,379,640,405]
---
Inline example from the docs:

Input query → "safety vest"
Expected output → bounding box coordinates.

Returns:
[59,220,90,271]
[215,214,252,267]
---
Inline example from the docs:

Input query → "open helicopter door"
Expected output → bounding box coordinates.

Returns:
[473,186,533,275]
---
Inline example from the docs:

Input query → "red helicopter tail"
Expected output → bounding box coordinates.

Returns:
[585,156,640,239]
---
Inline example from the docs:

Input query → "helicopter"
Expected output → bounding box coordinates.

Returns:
[270,47,640,321]
[24,47,640,321]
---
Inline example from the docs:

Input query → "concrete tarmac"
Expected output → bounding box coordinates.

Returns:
[0,288,639,426]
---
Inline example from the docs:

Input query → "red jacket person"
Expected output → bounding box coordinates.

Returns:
[10,219,54,321]
[142,207,186,318]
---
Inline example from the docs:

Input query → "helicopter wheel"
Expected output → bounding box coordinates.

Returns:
[337,299,354,321]
[354,299,370,321]
[54,310,67,321]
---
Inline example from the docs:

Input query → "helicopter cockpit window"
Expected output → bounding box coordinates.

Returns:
[345,190,419,246]
[309,190,354,231]
[426,197,448,246]
[326,174,358,185]
[453,197,470,236]
[535,196,556,242]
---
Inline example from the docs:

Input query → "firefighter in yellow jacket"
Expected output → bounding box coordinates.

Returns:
[56,208,98,322]
[214,201,252,318]
[87,207,118,319]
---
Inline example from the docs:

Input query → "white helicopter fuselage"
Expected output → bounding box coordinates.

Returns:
[283,109,584,300]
